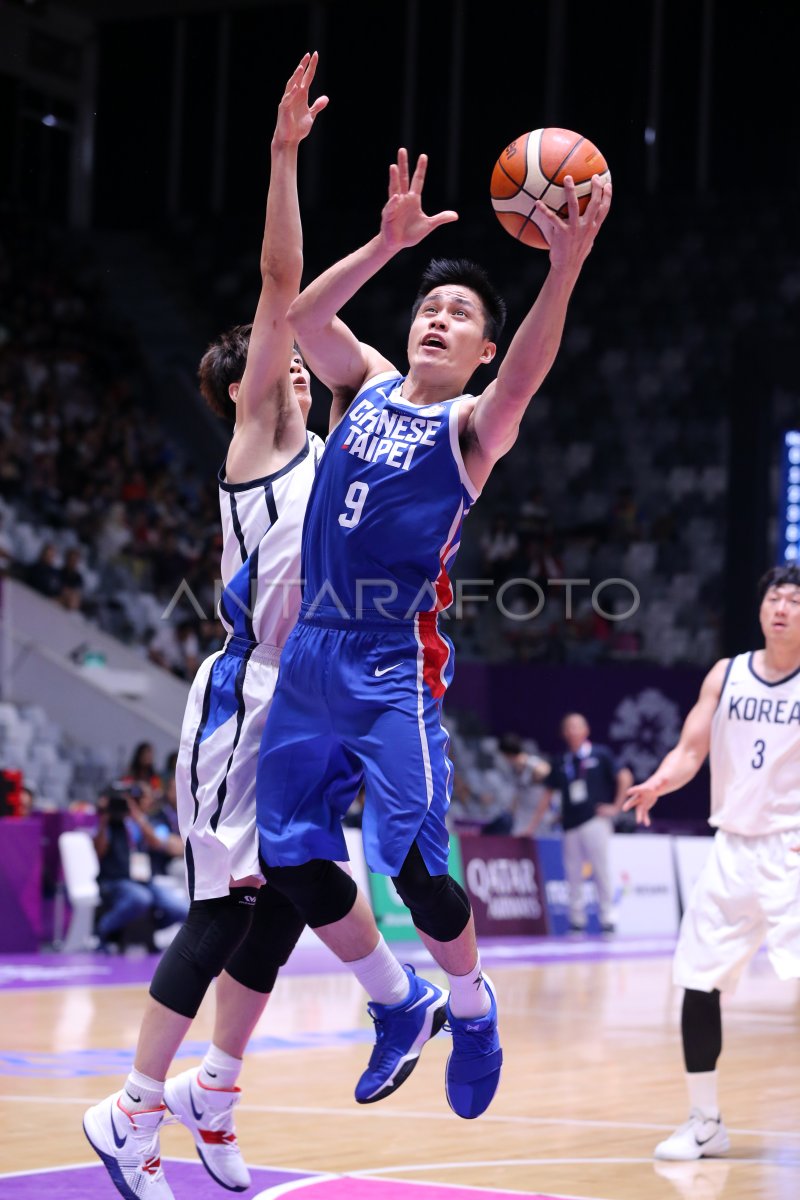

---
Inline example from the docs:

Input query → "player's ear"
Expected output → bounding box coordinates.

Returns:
[228,381,240,404]
[480,341,496,364]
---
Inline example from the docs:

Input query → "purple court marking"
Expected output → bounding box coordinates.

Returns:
[252,1178,566,1200]
[0,1161,309,1199]
[0,936,678,992]
[0,1163,575,1200]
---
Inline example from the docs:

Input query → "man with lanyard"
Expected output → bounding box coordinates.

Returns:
[545,713,632,932]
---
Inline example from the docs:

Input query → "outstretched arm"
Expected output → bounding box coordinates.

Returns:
[227,53,327,475]
[464,174,612,490]
[622,658,729,827]
[289,148,458,396]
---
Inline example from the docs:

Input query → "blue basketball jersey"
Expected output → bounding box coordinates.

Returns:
[301,371,479,625]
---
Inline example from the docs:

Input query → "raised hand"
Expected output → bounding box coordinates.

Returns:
[379,148,459,251]
[534,172,612,274]
[274,51,329,147]
[621,778,661,828]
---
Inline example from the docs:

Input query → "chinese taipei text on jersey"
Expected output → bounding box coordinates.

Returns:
[256,372,480,877]
[176,432,323,901]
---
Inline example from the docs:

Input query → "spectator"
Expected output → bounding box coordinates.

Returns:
[480,513,520,586]
[126,741,163,795]
[517,487,553,542]
[130,782,185,894]
[496,733,553,835]
[449,769,514,836]
[0,513,12,571]
[147,618,200,679]
[534,713,632,933]
[93,782,188,950]
[608,485,641,544]
[59,546,86,611]
[26,541,62,598]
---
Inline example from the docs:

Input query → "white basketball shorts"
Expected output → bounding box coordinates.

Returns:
[673,828,800,992]
[176,639,281,901]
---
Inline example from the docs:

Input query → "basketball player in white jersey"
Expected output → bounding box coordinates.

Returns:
[83,55,333,1199]
[624,564,800,1161]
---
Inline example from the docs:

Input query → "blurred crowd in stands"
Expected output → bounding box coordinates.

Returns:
[0,211,224,682]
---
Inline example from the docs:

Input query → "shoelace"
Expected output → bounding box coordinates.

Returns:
[202,1095,240,1146]
[448,1016,496,1059]
[365,1007,391,1069]
[128,1113,179,1178]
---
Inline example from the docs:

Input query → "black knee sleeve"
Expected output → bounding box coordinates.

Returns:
[149,889,257,1018]
[682,988,722,1073]
[392,842,471,941]
[225,884,306,994]
[265,860,358,929]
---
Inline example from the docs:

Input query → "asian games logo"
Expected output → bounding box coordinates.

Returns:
[608,687,683,780]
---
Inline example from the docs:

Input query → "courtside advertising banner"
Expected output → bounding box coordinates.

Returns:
[458,835,549,936]
[672,834,715,914]
[608,832,680,934]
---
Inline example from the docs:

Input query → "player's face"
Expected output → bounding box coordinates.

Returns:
[408,286,495,381]
[759,583,800,646]
[289,351,312,420]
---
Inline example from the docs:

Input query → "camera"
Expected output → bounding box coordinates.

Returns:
[104,782,143,819]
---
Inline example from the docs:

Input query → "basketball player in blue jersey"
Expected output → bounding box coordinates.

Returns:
[624,565,800,1161]
[255,149,612,1119]
[82,55,409,1200]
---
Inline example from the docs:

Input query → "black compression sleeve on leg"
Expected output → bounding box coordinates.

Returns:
[149,890,257,1018]
[265,860,358,929]
[681,988,722,1073]
[392,841,471,942]
[225,884,306,994]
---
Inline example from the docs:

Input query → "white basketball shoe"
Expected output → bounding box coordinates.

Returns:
[164,1067,250,1192]
[655,1108,731,1160]
[83,1091,174,1199]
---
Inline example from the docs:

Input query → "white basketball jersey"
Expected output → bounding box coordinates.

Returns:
[709,652,800,835]
[217,432,323,648]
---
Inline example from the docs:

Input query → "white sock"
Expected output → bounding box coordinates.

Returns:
[348,935,410,1005]
[446,959,491,1018]
[198,1043,243,1091]
[687,1070,720,1120]
[122,1068,164,1112]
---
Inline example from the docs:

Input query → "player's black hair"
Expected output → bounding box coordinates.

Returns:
[197,323,252,422]
[757,563,800,603]
[498,732,522,756]
[411,258,507,342]
[198,327,305,422]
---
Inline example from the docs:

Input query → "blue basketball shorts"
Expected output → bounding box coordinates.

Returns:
[255,613,455,878]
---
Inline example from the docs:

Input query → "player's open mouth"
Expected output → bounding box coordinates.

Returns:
[421,336,446,350]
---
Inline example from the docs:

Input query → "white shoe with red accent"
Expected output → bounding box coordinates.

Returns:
[83,1091,174,1199]
[164,1068,250,1192]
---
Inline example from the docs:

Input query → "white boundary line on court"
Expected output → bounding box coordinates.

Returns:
[2,1093,799,1143]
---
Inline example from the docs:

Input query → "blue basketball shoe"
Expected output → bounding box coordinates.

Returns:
[445,975,502,1119]
[355,965,448,1103]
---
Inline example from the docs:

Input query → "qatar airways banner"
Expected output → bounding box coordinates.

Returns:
[458,835,549,936]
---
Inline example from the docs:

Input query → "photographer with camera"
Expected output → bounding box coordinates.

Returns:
[94,783,189,951]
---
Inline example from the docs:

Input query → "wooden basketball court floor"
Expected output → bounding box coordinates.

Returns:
[1,935,798,1200]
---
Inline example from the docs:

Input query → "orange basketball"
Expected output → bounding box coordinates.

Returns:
[490,128,610,249]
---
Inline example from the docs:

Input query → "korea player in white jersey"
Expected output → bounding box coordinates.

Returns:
[84,55,333,1200]
[624,565,800,1161]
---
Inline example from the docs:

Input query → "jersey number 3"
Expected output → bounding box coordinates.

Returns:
[751,738,765,770]
[338,481,369,528]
